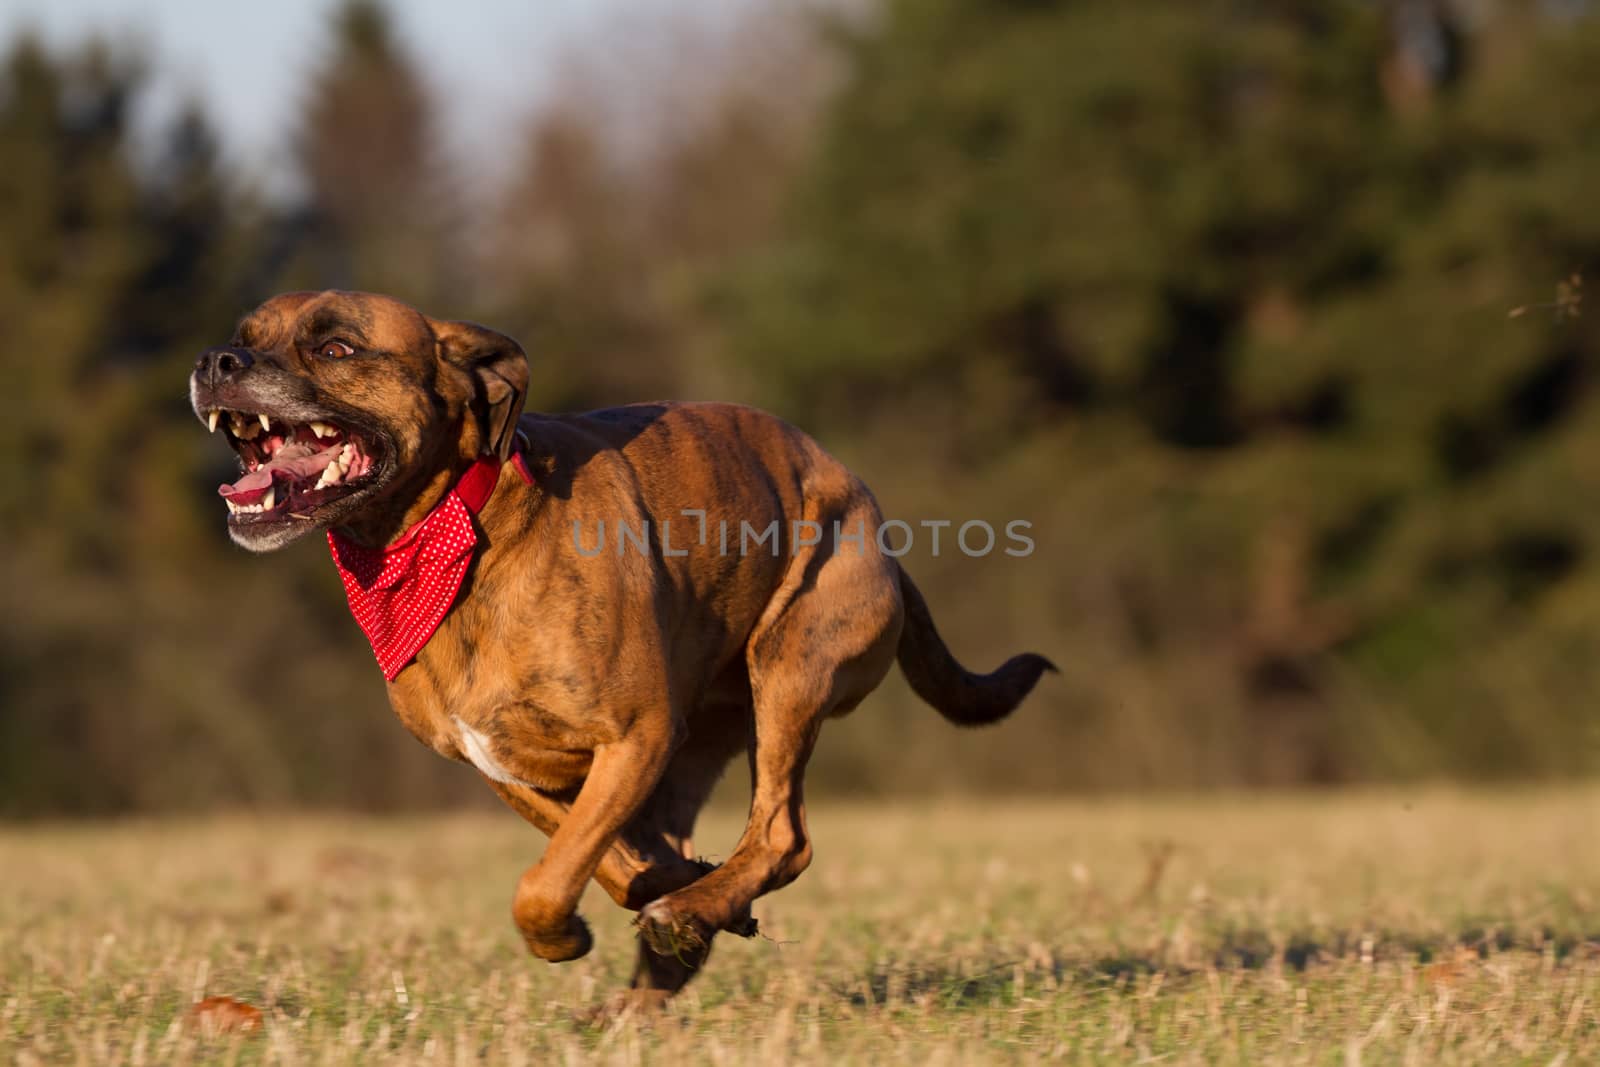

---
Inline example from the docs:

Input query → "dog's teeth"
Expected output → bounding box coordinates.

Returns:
[317,450,347,489]
[225,499,241,514]
[310,421,335,438]
[261,487,275,510]
[207,410,220,433]
[259,413,271,432]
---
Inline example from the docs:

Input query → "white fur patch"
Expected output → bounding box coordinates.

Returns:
[454,717,521,785]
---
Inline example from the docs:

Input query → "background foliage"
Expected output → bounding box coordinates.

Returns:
[3,0,1599,813]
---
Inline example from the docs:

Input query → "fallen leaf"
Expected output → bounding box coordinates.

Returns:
[1423,945,1477,988]
[189,995,263,1035]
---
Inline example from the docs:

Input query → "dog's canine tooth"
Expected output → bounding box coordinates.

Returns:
[207,410,220,433]
[310,421,334,438]
[313,456,343,490]
[225,499,241,514]
[259,413,271,433]
[261,487,275,510]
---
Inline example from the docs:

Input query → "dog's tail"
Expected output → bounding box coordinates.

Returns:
[895,566,1056,727]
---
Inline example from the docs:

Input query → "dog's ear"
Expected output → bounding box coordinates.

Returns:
[433,319,529,461]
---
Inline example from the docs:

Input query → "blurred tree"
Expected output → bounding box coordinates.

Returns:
[723,0,1600,784]
[0,37,234,810]
[490,109,669,408]
[284,0,462,305]
[0,34,467,815]
[729,0,1401,445]
[0,35,152,559]
[485,5,837,409]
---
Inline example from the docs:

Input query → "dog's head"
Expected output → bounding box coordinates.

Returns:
[190,291,528,552]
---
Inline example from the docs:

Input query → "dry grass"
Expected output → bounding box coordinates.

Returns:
[2,788,1597,1064]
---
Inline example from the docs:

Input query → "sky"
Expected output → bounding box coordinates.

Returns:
[0,0,755,196]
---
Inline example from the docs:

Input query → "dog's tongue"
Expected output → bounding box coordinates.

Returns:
[218,442,342,504]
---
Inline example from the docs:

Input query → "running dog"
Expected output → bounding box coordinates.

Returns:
[189,290,1053,1007]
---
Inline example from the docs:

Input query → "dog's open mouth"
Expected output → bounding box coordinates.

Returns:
[208,410,379,522]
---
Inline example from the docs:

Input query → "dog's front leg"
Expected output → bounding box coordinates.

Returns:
[507,728,674,962]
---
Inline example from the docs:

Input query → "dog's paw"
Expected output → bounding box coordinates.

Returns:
[635,900,712,962]
[520,912,593,963]
[724,910,759,939]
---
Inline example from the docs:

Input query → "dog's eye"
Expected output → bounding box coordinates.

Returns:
[317,340,355,360]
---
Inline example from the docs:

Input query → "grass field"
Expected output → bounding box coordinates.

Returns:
[3,789,1597,1065]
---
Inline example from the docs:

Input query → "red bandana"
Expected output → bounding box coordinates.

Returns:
[327,456,527,680]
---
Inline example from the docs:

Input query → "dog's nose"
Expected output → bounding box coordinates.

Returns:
[195,346,254,389]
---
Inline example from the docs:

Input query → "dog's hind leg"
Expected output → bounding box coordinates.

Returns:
[601,699,749,911]
[615,705,752,1005]
[636,501,903,956]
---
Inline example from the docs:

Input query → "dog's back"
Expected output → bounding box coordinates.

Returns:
[522,400,1053,726]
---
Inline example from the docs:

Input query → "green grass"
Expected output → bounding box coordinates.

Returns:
[3,789,1598,1064]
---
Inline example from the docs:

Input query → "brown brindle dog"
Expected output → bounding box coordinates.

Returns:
[189,290,1054,1007]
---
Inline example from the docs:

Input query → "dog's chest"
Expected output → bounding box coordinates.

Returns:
[384,619,610,793]
[445,704,597,793]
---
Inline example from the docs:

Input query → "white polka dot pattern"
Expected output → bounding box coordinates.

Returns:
[326,456,522,681]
